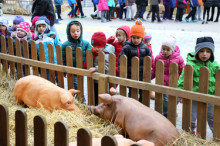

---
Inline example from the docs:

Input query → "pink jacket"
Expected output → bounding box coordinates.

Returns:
[151,45,185,86]
[98,0,109,11]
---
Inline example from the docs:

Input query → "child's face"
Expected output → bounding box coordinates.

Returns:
[70,24,81,40]
[93,46,104,53]
[17,29,27,38]
[143,39,151,45]
[0,25,7,33]
[37,24,46,34]
[131,36,142,46]
[13,23,19,29]
[116,32,126,44]
[198,48,211,62]
[162,45,173,57]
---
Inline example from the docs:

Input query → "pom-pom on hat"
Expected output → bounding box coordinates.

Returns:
[13,15,24,24]
[144,32,152,41]
[0,17,9,28]
[91,32,107,48]
[195,36,215,62]
[130,19,145,39]
[162,35,176,51]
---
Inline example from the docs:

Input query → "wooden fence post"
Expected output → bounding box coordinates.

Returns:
[1,35,8,74]
[213,70,220,140]
[86,50,94,106]
[131,57,139,101]
[197,67,209,139]
[155,60,164,114]
[77,128,92,146]
[76,47,84,103]
[39,42,47,79]
[34,115,47,146]
[0,104,9,146]
[48,43,55,83]
[15,109,27,146]
[98,52,105,74]
[15,38,23,78]
[54,121,69,146]
[23,40,30,76]
[8,37,15,77]
[66,46,73,90]
[56,45,64,88]
[119,55,127,96]
[98,74,108,104]
[168,63,178,126]
[31,41,39,76]
[109,53,116,89]
[142,56,152,107]
[101,135,118,146]
[182,65,193,132]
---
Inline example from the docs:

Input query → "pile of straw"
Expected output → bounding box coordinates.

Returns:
[0,69,120,145]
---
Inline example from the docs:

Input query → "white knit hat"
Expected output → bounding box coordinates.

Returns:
[162,35,176,51]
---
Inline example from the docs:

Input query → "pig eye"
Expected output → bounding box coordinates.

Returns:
[67,101,71,104]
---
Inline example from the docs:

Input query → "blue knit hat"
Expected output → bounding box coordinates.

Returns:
[35,16,50,33]
[144,32,152,41]
[13,15,24,24]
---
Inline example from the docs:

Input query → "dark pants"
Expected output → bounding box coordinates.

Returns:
[134,4,142,18]
[119,3,127,19]
[163,4,171,19]
[106,7,113,20]
[170,7,174,19]
[186,6,197,20]
[139,4,148,18]
[209,6,215,20]
[163,94,179,118]
[216,7,220,21]
[152,5,161,22]
[75,0,84,16]
[92,1,97,12]
[176,8,184,21]
[203,7,210,21]
[110,7,115,17]
[55,5,62,19]
[68,5,75,17]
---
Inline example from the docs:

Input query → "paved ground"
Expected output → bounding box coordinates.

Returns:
[3,7,219,140]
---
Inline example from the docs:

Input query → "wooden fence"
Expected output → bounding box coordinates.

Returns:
[1,36,220,145]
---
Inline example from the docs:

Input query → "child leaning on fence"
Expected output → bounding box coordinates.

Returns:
[119,20,151,102]
[151,35,185,118]
[0,16,11,53]
[178,36,220,134]
[34,16,61,82]
[62,20,92,89]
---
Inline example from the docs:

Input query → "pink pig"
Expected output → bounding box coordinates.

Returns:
[14,75,83,113]
[90,88,180,146]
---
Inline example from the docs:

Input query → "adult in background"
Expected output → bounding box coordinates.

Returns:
[31,0,60,39]
[209,0,220,22]
[74,0,86,18]
[54,0,63,20]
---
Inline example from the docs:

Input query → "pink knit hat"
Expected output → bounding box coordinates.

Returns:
[17,22,31,34]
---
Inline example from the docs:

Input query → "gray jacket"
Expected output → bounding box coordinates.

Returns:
[151,0,161,5]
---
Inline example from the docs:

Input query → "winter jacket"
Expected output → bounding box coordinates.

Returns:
[119,41,151,81]
[8,26,16,34]
[125,0,135,6]
[119,0,126,4]
[68,0,77,5]
[177,0,186,8]
[107,0,116,7]
[203,0,213,7]
[170,0,177,8]
[151,0,161,5]
[213,0,220,7]
[54,0,63,6]
[178,52,220,95]
[152,46,185,86]
[107,26,130,76]
[136,0,148,5]
[147,43,154,66]
[163,0,171,5]
[98,0,109,11]
[94,44,115,75]
[62,20,92,67]
[189,0,199,7]
[35,31,61,64]
[31,0,56,26]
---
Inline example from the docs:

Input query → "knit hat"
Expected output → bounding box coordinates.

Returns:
[144,32,152,41]
[91,32,107,48]
[130,20,145,38]
[16,21,32,38]
[162,35,176,51]
[13,15,24,24]
[195,36,215,62]
[35,16,50,33]
[32,16,40,27]
[0,16,9,28]
[117,25,130,39]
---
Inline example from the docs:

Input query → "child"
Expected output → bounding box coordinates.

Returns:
[30,16,40,40]
[0,16,11,53]
[107,25,130,76]
[202,0,212,24]
[11,22,32,77]
[178,37,219,134]
[98,0,109,22]
[119,0,127,20]
[106,0,115,21]
[54,0,63,20]
[74,0,86,18]
[125,0,136,21]
[152,35,185,117]
[67,0,77,19]
[62,20,92,89]
[35,16,61,82]
[162,0,171,21]
[119,20,151,102]
[8,15,24,33]
[176,0,187,22]
[85,32,115,105]
[151,0,162,22]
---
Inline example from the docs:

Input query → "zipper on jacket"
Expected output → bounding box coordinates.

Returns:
[137,46,140,58]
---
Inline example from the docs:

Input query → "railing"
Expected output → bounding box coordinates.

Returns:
[1,35,220,144]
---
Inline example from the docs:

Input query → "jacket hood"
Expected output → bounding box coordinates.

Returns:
[159,45,181,59]
[66,20,83,43]
[117,25,130,39]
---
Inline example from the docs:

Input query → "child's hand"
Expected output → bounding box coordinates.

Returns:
[88,67,96,73]
[110,36,115,41]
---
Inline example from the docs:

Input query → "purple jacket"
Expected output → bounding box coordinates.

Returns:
[151,45,185,86]
[163,0,171,5]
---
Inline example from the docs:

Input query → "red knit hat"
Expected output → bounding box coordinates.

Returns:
[130,20,145,39]
[91,32,107,48]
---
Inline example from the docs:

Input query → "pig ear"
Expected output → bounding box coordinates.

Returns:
[98,94,113,105]
[69,89,80,95]
[109,87,119,95]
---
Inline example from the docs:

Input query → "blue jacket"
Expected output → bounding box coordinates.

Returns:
[68,0,76,5]
[54,0,63,6]
[119,0,126,3]
[170,0,176,8]
[189,0,199,7]
[35,31,62,64]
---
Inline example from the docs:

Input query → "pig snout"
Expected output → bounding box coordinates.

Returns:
[90,106,100,116]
